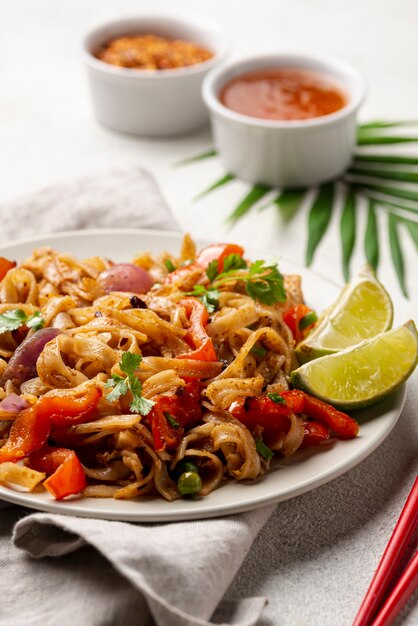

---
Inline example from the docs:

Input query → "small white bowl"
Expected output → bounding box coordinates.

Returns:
[202,54,367,188]
[83,15,230,136]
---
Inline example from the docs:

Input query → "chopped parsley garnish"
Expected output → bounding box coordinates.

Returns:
[164,258,176,273]
[267,392,286,405]
[105,352,155,416]
[190,253,286,312]
[164,411,180,429]
[255,437,274,461]
[0,309,45,334]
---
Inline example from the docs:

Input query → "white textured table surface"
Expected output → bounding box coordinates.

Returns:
[1,1,417,625]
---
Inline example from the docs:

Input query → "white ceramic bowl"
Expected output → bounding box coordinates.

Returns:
[202,54,367,188]
[83,15,230,136]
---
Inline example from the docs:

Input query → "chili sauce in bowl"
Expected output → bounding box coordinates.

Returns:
[202,53,366,188]
[219,68,347,121]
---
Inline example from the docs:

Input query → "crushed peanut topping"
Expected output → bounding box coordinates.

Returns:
[96,34,214,70]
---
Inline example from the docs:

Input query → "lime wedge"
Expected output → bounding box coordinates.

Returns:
[296,265,393,364]
[291,321,418,410]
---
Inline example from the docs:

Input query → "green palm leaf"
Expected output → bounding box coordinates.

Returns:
[402,218,418,250]
[357,183,418,203]
[340,189,357,281]
[357,133,418,146]
[348,168,418,184]
[193,173,235,201]
[174,149,218,166]
[354,154,418,165]
[272,189,306,220]
[388,213,407,297]
[364,200,379,270]
[306,183,334,266]
[228,185,271,223]
[366,197,418,217]
[359,120,418,130]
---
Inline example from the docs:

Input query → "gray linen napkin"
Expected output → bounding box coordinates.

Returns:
[0,168,272,626]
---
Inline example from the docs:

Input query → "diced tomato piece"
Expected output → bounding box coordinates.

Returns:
[41,449,86,500]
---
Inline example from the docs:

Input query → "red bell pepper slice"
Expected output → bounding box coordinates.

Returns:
[230,396,291,436]
[230,389,358,440]
[0,257,16,281]
[149,381,202,452]
[196,243,244,272]
[29,447,87,500]
[0,387,101,463]
[178,297,217,362]
[47,387,102,428]
[300,392,359,439]
[300,420,331,448]
[283,305,315,343]
[275,390,359,439]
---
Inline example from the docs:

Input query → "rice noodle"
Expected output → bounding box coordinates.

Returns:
[0,237,308,503]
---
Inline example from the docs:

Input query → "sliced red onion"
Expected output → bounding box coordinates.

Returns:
[1,327,61,387]
[0,393,29,415]
[98,263,153,295]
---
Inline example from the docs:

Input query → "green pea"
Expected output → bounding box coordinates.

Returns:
[177,472,202,497]
[174,461,199,478]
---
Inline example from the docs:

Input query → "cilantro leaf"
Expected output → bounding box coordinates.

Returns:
[26,311,45,331]
[206,260,219,282]
[222,253,247,273]
[120,352,142,376]
[200,288,220,313]
[130,395,154,416]
[0,309,45,334]
[244,262,286,305]
[105,352,154,416]
[189,285,220,313]
[208,258,286,306]
[0,310,27,333]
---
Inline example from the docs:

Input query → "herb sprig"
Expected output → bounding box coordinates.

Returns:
[105,352,155,416]
[179,120,418,297]
[0,309,44,334]
[190,253,286,312]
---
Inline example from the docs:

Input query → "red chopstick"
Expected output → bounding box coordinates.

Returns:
[371,550,418,626]
[352,476,418,626]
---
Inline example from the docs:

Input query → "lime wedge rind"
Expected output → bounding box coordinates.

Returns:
[291,321,418,411]
[296,265,393,364]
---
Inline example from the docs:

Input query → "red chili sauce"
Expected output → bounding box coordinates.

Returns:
[219,68,347,121]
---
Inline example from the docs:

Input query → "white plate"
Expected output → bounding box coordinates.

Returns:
[0,229,405,521]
